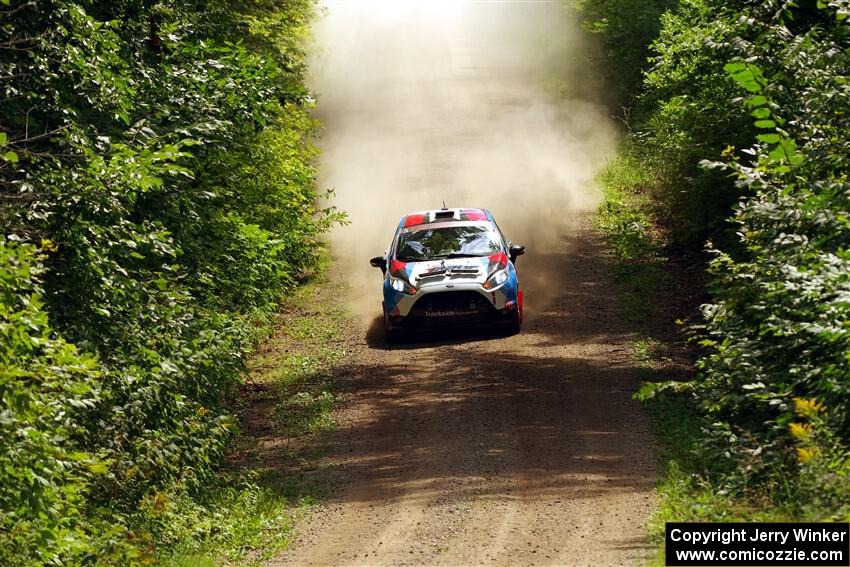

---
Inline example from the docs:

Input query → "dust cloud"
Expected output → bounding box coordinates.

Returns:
[308,0,619,318]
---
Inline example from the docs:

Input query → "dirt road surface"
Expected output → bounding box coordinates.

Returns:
[268,216,658,567]
[267,3,659,565]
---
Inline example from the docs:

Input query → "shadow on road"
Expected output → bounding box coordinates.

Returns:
[364,315,511,350]
[254,223,659,524]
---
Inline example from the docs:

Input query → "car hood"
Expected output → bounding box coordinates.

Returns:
[390,253,508,288]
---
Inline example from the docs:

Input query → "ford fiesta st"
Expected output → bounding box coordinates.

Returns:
[369,208,525,340]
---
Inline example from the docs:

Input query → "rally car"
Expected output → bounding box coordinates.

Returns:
[369,207,525,340]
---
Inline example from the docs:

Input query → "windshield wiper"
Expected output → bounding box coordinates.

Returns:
[399,253,486,262]
[444,253,487,259]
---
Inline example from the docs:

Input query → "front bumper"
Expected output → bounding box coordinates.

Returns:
[384,281,519,330]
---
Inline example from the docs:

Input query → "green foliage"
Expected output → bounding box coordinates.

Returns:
[574,0,757,249]
[569,0,677,109]
[787,399,850,519]
[584,0,850,526]
[138,476,299,566]
[0,0,340,561]
[639,0,755,249]
[688,0,850,494]
[0,239,107,565]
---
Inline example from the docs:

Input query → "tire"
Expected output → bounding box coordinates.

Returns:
[384,310,402,343]
[505,309,521,335]
[386,327,402,343]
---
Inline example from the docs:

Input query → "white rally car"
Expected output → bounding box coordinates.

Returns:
[370,207,525,340]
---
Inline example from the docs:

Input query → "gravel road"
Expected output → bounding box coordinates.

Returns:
[268,3,659,565]
[268,216,658,567]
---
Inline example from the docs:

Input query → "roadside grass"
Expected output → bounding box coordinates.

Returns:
[260,266,348,437]
[636,391,792,565]
[595,152,723,563]
[150,479,312,567]
[596,154,672,333]
[595,154,672,391]
[157,258,351,565]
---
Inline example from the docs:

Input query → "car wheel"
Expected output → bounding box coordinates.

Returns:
[384,310,402,343]
[506,309,522,335]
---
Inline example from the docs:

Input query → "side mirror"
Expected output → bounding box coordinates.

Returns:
[509,244,526,263]
[370,256,387,274]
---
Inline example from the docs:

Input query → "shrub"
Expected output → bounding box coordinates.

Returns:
[685,0,850,507]
[0,239,106,565]
[0,0,338,560]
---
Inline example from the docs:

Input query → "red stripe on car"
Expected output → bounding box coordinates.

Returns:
[390,259,408,278]
[404,214,426,227]
[462,209,487,221]
[488,251,508,267]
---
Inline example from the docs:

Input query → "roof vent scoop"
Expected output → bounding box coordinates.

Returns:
[433,210,456,220]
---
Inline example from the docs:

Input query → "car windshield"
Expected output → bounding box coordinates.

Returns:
[395,225,501,261]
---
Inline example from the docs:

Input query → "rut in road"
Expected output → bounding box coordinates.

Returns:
[268,216,657,566]
[267,2,658,565]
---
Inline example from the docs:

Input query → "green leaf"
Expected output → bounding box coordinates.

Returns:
[3,151,18,163]
[768,144,787,162]
[88,462,108,475]
[757,133,781,144]
[731,69,754,83]
[755,120,776,129]
[727,63,766,93]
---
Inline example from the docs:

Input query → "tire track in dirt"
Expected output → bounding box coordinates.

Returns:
[268,215,658,566]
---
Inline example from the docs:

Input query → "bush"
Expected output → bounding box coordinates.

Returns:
[0,0,339,561]
[691,1,850,496]
[0,239,106,565]
[582,0,850,520]
[569,0,677,110]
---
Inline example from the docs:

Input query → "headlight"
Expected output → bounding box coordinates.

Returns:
[482,269,508,290]
[390,277,417,295]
